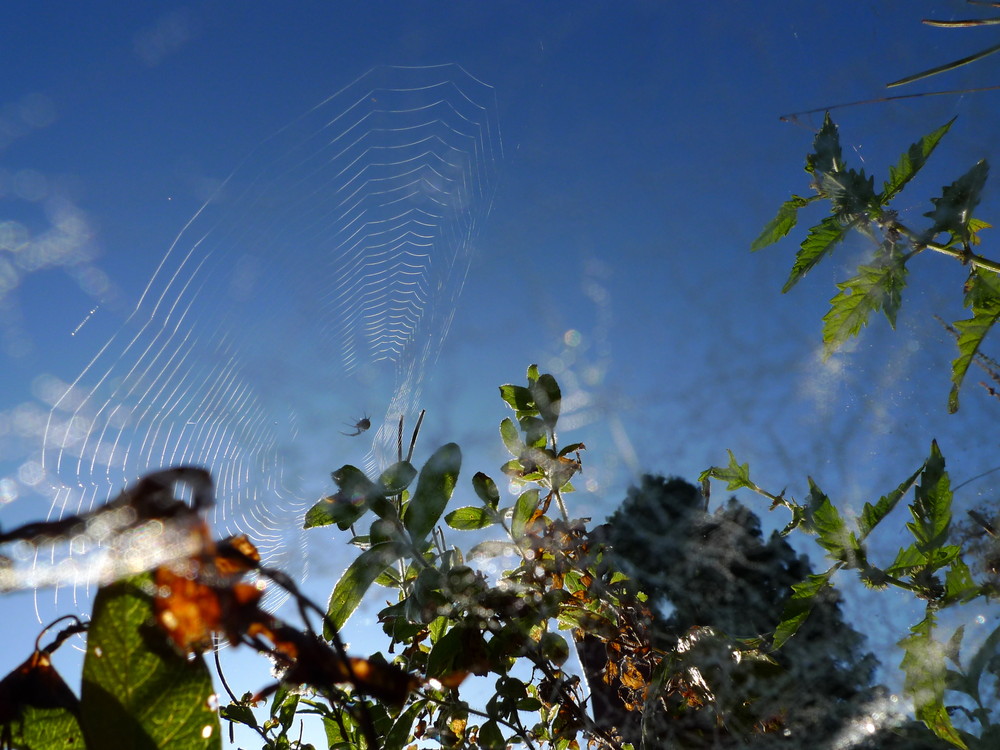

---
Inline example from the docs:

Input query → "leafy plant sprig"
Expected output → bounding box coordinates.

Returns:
[754,113,1000,411]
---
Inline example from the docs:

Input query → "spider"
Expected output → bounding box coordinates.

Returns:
[341,414,370,437]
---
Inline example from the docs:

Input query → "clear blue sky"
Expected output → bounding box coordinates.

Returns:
[2,1,1000,745]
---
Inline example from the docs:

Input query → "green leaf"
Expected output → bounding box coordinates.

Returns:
[782,215,854,293]
[966,621,1000,706]
[478,720,506,750]
[924,159,989,243]
[821,168,876,218]
[472,472,500,509]
[899,613,968,749]
[530,373,561,432]
[949,269,1000,412]
[519,415,548,448]
[821,257,908,356]
[0,653,83,750]
[379,461,418,495]
[944,559,979,606]
[881,119,955,203]
[751,194,817,251]
[383,699,426,750]
[511,489,540,538]
[859,464,924,540]
[805,112,843,176]
[526,363,540,383]
[499,384,535,413]
[907,441,952,552]
[699,450,753,492]
[325,541,406,633]
[81,576,221,750]
[807,480,853,562]
[887,544,929,577]
[499,417,524,457]
[306,465,387,530]
[445,506,495,530]
[402,443,462,542]
[773,570,834,649]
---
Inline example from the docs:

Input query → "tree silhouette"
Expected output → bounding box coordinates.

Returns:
[580,474,949,748]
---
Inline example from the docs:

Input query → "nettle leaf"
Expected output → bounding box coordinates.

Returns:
[774,570,835,649]
[859,464,924,540]
[699,450,753,492]
[949,269,1000,412]
[807,480,854,562]
[445,506,495,531]
[887,544,929,577]
[821,168,877,218]
[944,559,979,606]
[82,575,220,750]
[907,441,952,552]
[805,112,843,176]
[881,118,955,203]
[472,471,500,509]
[821,257,908,357]
[899,614,968,749]
[924,159,989,243]
[326,541,407,633]
[782,215,855,293]
[402,443,462,542]
[751,194,818,251]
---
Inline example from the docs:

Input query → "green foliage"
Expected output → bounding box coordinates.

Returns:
[756,113,1000,409]
[80,575,221,749]
[703,440,993,747]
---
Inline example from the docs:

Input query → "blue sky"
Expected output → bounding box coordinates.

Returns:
[2,1,1000,745]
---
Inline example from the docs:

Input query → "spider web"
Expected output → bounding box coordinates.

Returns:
[15,64,501,600]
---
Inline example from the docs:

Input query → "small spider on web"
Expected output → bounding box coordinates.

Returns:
[341,414,370,437]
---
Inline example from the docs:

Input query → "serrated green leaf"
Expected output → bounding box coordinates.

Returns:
[966,621,1000,706]
[402,443,462,542]
[472,472,500,509]
[822,258,908,356]
[700,450,753,492]
[805,112,842,175]
[899,614,967,749]
[782,215,854,293]
[944,559,979,606]
[499,417,524,457]
[0,653,83,750]
[325,541,407,634]
[908,441,952,551]
[751,194,817,251]
[807,481,853,562]
[949,270,1000,412]
[512,489,540,538]
[924,160,989,243]
[445,506,495,530]
[81,575,220,750]
[887,544,929,577]
[774,570,834,649]
[821,168,876,218]
[379,461,418,495]
[881,119,955,203]
[498,384,535,413]
[859,464,924,540]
